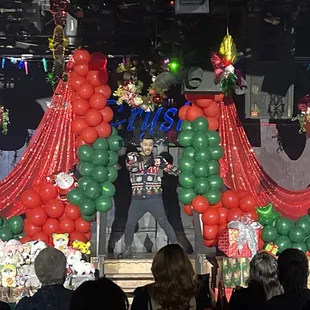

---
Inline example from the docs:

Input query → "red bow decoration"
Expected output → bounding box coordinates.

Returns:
[210,53,227,84]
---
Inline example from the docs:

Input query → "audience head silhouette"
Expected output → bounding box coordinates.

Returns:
[278,248,308,293]
[149,244,197,310]
[70,277,128,310]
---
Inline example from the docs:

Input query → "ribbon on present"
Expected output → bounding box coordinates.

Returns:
[228,217,262,258]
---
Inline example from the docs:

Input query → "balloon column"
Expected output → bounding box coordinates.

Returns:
[0,216,24,241]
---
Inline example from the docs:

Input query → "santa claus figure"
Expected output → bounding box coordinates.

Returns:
[48,171,77,201]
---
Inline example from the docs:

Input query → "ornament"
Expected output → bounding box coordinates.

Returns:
[219,28,238,65]
[153,95,162,104]
[149,89,156,96]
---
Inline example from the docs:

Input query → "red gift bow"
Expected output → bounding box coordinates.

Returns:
[210,53,228,84]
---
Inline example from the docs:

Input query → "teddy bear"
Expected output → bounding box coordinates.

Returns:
[1,264,17,287]
[2,240,24,267]
[18,265,40,288]
[66,249,94,276]
[72,241,91,255]
[53,233,70,255]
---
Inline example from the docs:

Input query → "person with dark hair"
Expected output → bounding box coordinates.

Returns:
[160,151,193,254]
[229,252,283,310]
[15,247,72,310]
[70,277,128,310]
[265,248,310,310]
[118,134,178,258]
[107,144,138,253]
[131,244,198,310]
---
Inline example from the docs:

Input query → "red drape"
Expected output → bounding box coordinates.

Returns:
[219,101,310,220]
[0,80,76,218]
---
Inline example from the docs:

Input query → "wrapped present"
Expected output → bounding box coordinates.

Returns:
[223,257,250,288]
[218,217,262,258]
[264,243,278,257]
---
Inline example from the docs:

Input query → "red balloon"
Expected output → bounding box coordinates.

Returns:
[226,208,243,222]
[203,225,219,240]
[27,207,48,226]
[33,185,42,195]
[203,238,218,247]
[43,218,60,236]
[237,190,251,198]
[192,196,209,213]
[24,221,42,237]
[202,208,219,225]
[203,102,219,117]
[75,217,91,234]
[73,49,91,65]
[239,195,257,212]
[89,52,107,70]
[89,93,107,110]
[72,91,81,101]
[79,83,95,100]
[95,85,112,99]
[217,207,228,225]
[221,190,239,209]
[21,189,42,209]
[73,63,89,77]
[69,231,87,245]
[100,106,113,123]
[84,231,92,240]
[214,94,224,102]
[87,70,108,87]
[84,109,103,127]
[244,210,258,222]
[59,217,75,233]
[20,235,32,244]
[210,201,223,208]
[32,231,49,244]
[96,122,111,138]
[218,223,227,236]
[76,137,89,149]
[72,117,89,135]
[65,204,81,221]
[72,98,90,116]
[185,106,203,122]
[184,204,193,216]
[213,112,220,120]
[178,105,190,121]
[45,199,65,219]
[206,117,219,131]
[71,74,86,91]
[196,99,213,108]
[81,127,99,144]
[39,183,58,202]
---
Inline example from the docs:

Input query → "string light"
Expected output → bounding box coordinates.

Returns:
[24,61,29,75]
[42,58,48,72]
[18,60,24,70]
[1,59,5,69]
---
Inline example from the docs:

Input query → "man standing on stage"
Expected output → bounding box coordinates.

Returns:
[118,134,179,258]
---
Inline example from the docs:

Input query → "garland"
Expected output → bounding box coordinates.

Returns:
[0,106,9,135]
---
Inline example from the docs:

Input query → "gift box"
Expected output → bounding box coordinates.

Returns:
[223,257,250,288]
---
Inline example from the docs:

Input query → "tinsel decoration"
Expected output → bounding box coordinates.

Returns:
[219,28,238,65]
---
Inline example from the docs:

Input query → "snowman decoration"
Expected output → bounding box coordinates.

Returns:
[48,171,77,201]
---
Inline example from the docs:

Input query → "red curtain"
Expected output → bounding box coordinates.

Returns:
[0,80,76,218]
[219,101,310,220]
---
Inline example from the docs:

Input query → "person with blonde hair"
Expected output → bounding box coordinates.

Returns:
[131,244,198,310]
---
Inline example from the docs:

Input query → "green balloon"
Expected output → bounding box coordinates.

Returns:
[208,175,224,190]
[92,150,109,166]
[288,226,306,243]
[95,195,113,213]
[93,138,109,151]
[8,216,24,235]
[92,166,109,183]
[111,127,118,135]
[182,147,196,159]
[208,160,220,175]
[257,204,280,225]
[85,181,102,200]
[207,131,220,146]
[192,117,209,132]
[108,135,123,152]
[82,213,96,222]
[67,188,84,206]
[107,167,118,183]
[180,120,192,131]
[14,233,25,240]
[178,130,194,147]
[107,151,118,167]
[78,162,95,177]
[274,235,291,253]
[0,227,13,242]
[275,217,294,235]
[0,217,4,228]
[295,217,310,235]
[77,145,94,162]
[203,189,221,205]
[101,181,116,197]
[194,177,210,194]
[306,237,310,251]
[78,176,93,191]
[80,198,96,216]
[195,148,211,163]
[262,226,278,242]
[178,188,196,205]
[291,242,307,253]
[179,172,196,189]
[179,157,195,172]
[193,161,209,178]
[209,146,224,161]
[192,132,209,149]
